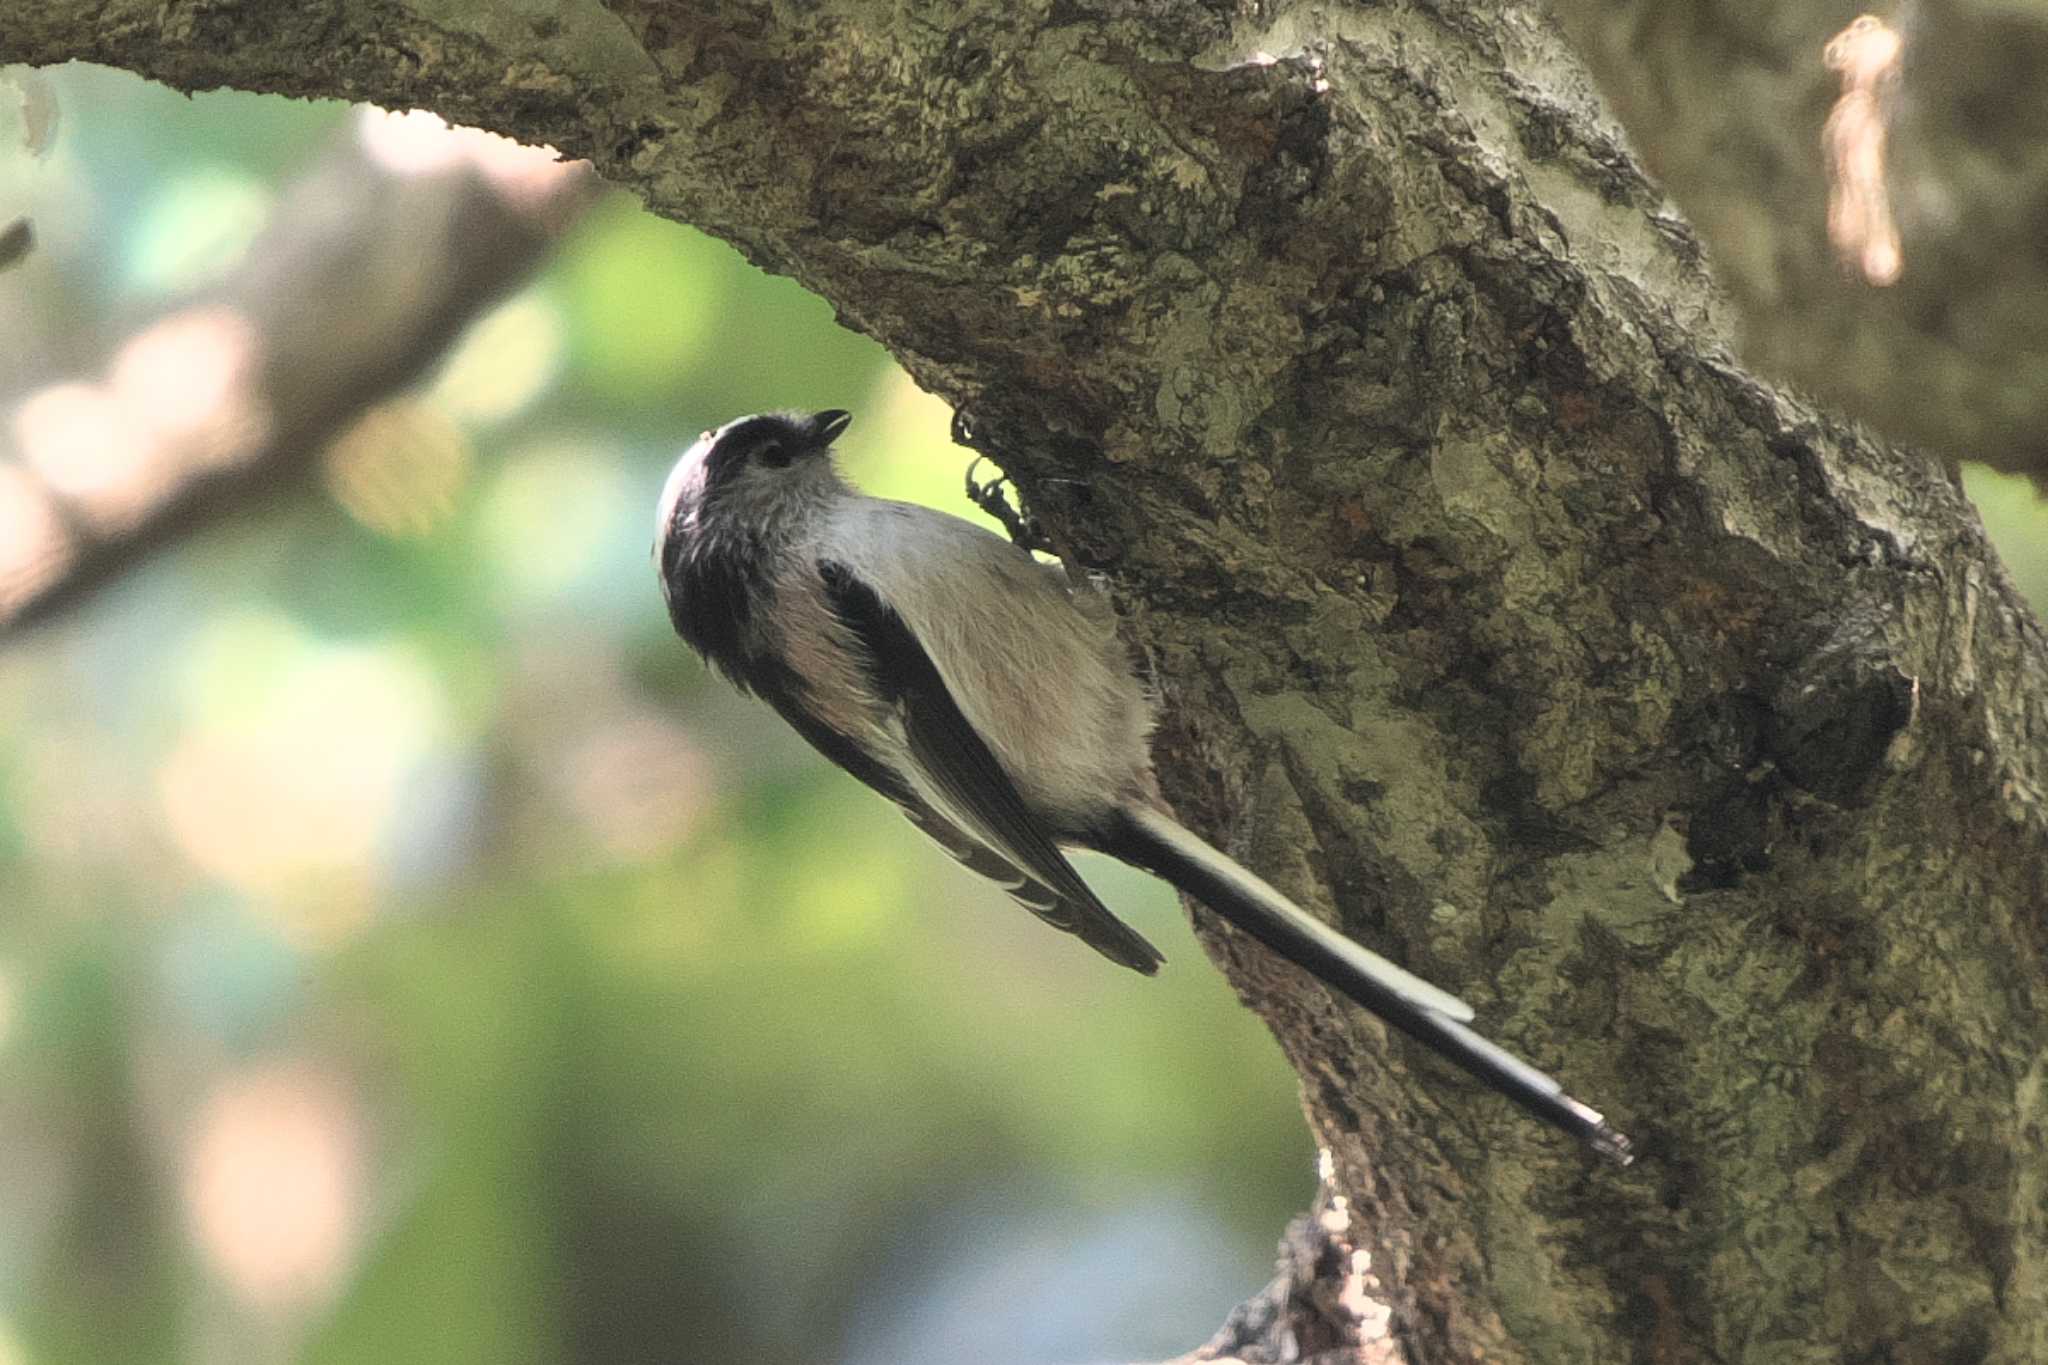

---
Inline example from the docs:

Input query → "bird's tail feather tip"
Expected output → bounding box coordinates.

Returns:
[1592,1123,1634,1166]
[1565,1098,1634,1166]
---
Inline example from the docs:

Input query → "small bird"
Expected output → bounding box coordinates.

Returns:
[653,409,1631,1164]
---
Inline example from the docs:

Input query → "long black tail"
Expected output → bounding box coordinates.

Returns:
[1104,806,1632,1165]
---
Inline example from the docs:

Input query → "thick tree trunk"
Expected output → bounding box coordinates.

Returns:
[8,3,2045,1362]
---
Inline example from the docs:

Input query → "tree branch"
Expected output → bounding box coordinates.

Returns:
[1545,0,2048,479]
[0,106,597,631]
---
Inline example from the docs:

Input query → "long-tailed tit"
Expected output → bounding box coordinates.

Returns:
[653,409,1631,1164]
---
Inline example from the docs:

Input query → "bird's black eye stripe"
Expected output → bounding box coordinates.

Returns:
[702,415,813,485]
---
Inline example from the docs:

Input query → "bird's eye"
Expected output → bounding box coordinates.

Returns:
[755,440,792,468]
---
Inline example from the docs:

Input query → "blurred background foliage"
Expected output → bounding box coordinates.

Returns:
[3,63,2046,1365]
[0,65,1311,1365]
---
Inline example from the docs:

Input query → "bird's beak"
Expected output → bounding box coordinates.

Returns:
[810,409,853,446]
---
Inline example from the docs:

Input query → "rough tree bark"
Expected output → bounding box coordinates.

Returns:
[7,3,2046,1363]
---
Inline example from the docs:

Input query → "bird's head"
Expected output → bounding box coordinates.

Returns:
[653,408,852,575]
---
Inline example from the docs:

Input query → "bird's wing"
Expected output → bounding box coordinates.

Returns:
[812,559,1163,975]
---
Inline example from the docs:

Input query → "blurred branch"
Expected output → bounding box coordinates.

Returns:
[1160,1193,1403,1365]
[0,109,598,633]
